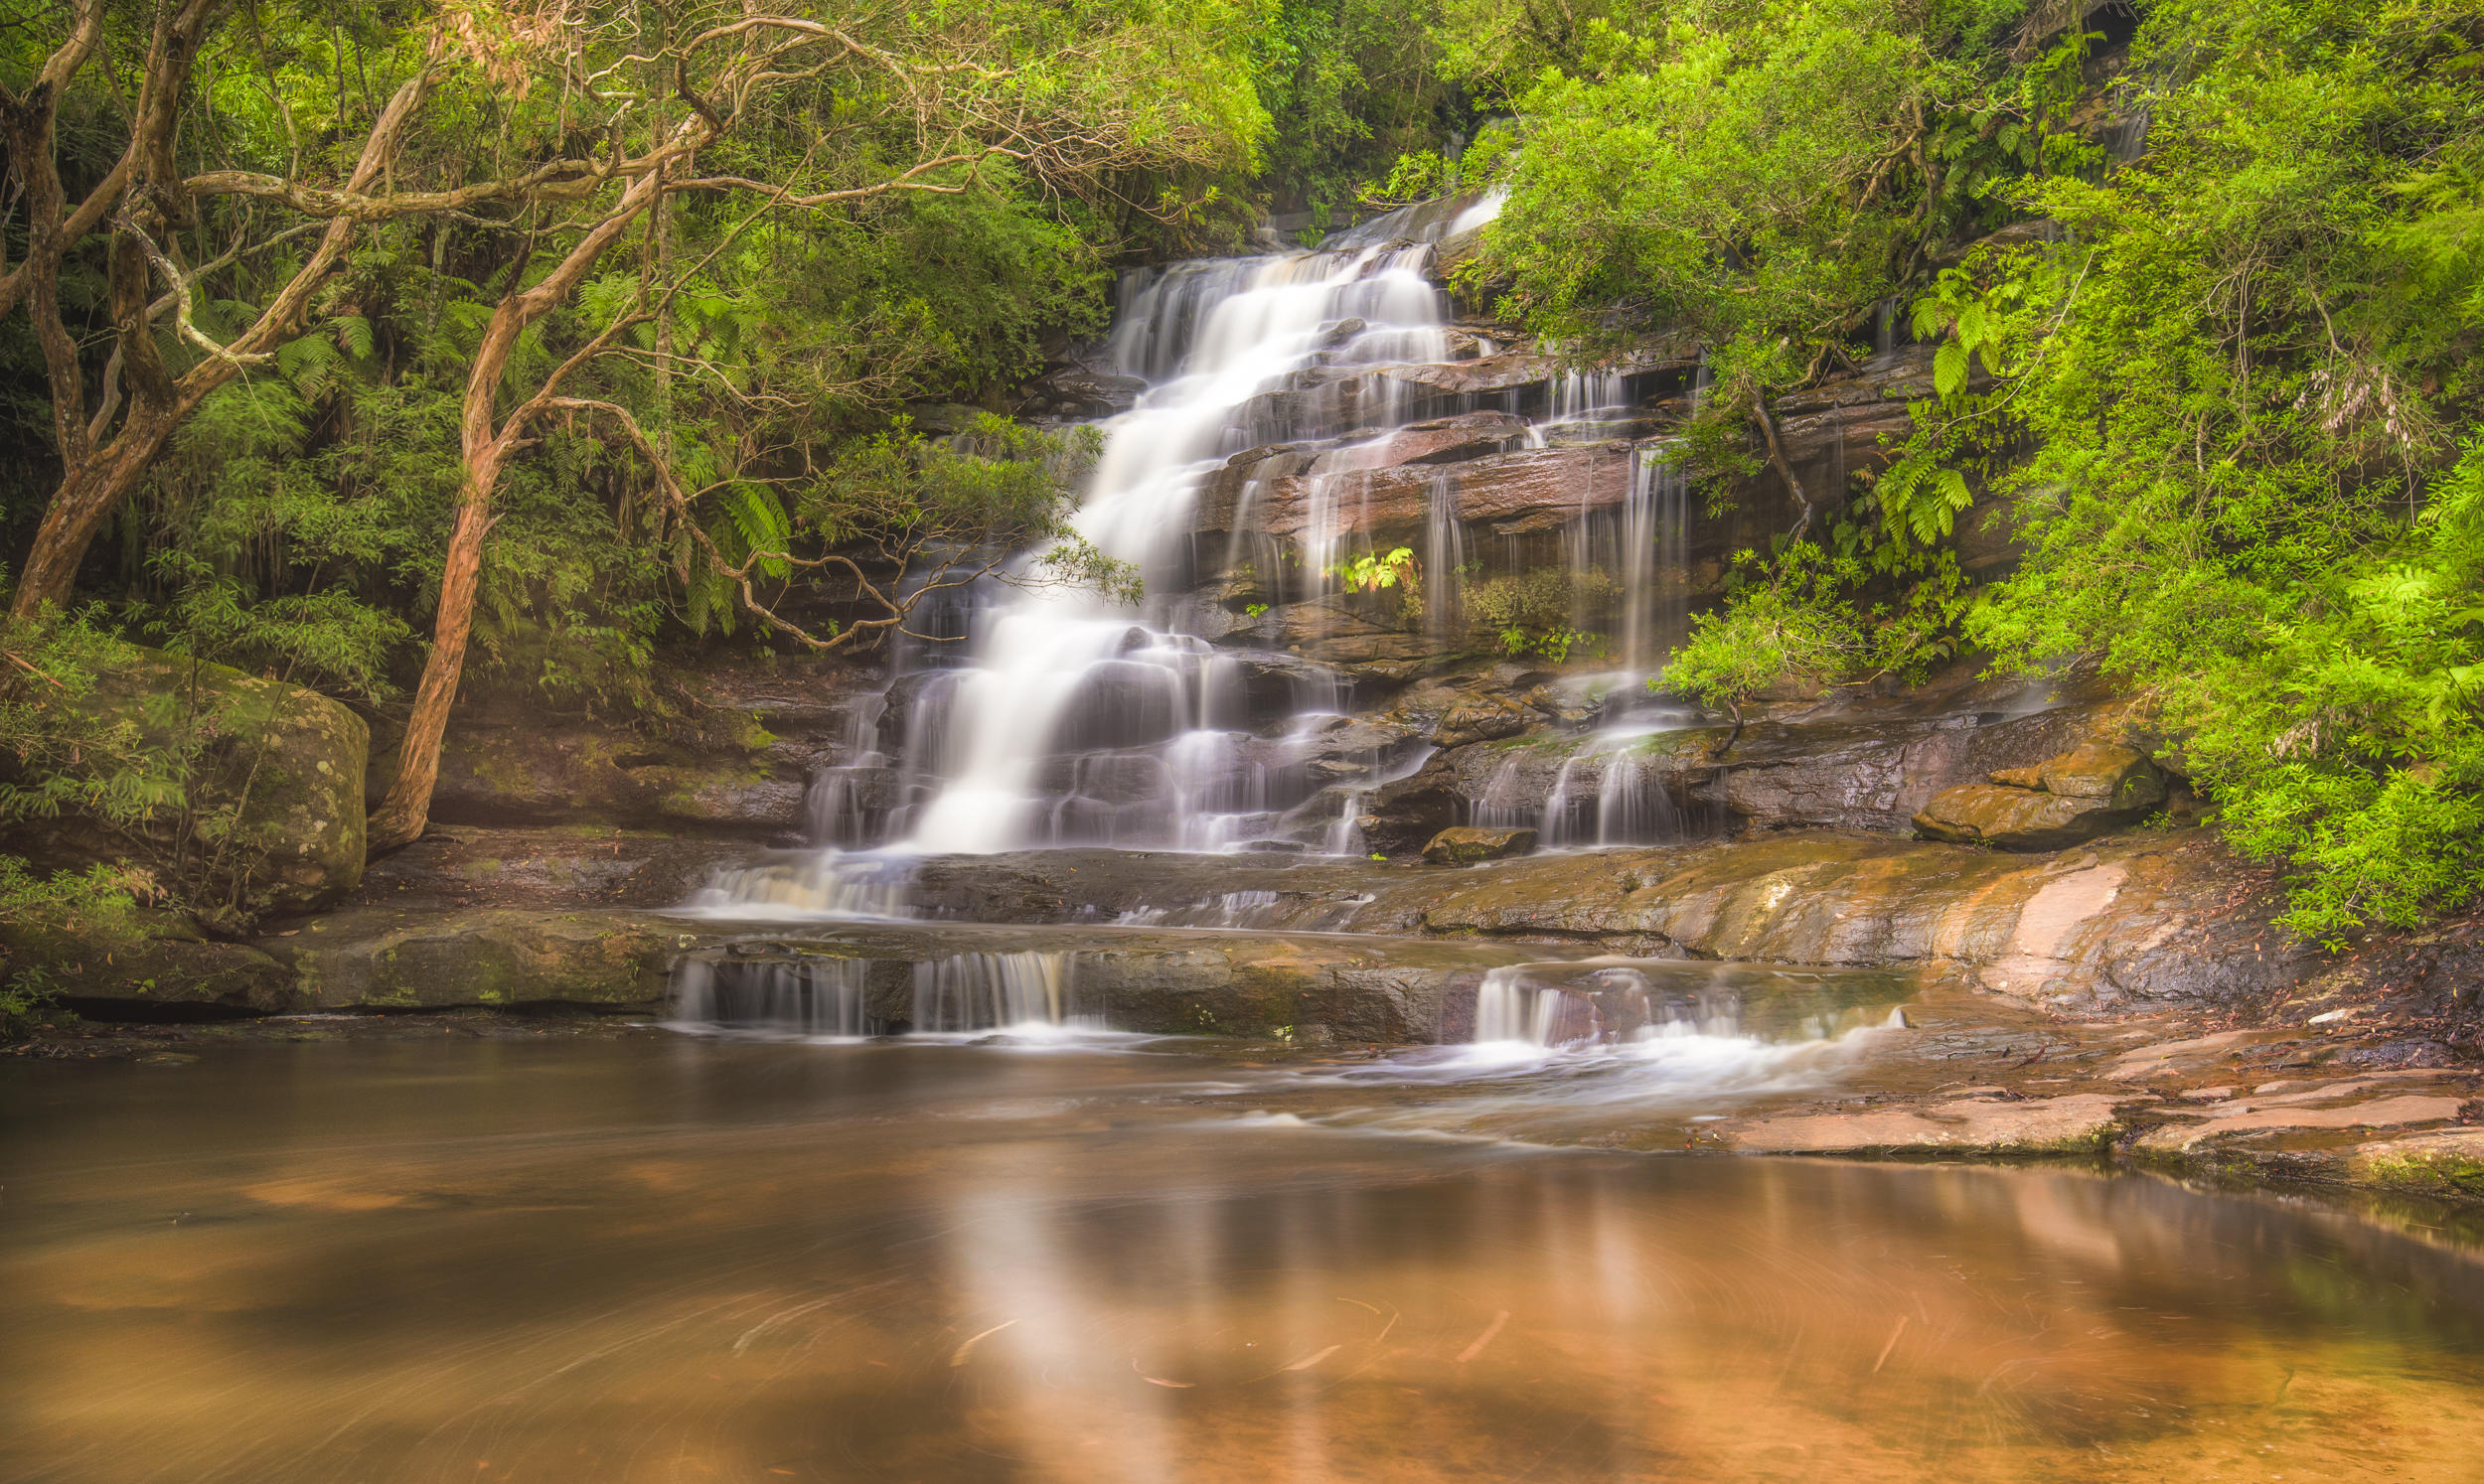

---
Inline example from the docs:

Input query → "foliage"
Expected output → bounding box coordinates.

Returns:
[0,614,178,830]
[0,856,130,1039]
[1466,565,1620,659]
[1864,0,2484,935]
[1464,0,2484,935]
[1328,546,1418,592]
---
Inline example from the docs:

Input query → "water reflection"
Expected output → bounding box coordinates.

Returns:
[4,1039,2482,1481]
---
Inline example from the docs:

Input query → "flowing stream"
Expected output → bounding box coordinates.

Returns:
[732,194,1710,912]
[8,1036,2484,1482]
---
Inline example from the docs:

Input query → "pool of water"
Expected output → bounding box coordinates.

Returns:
[5,1036,2483,1481]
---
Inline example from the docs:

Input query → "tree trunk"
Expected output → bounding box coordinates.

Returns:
[7,409,177,618]
[365,456,498,851]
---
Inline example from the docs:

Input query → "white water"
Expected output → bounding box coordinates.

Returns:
[911,950,1086,1034]
[900,234,1455,856]
[670,957,872,1038]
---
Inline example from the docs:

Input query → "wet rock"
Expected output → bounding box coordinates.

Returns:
[354,827,765,910]
[1423,826,1537,865]
[1916,739,2167,849]
[1912,784,2142,851]
[2346,1128,2484,1199]
[1405,832,2302,1005]
[1013,363,1146,417]
[1702,716,1979,833]
[1266,597,1446,673]
[1225,651,1361,719]
[1197,443,1638,550]
[2030,741,2168,806]
[0,898,292,1013]
[1431,697,1532,748]
[1359,752,1465,854]
[1301,411,1528,475]
[2133,1094,2468,1154]
[2339,1038,2461,1070]
[404,652,874,838]
[1723,1094,2124,1155]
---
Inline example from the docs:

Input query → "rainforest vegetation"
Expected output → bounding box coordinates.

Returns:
[2,0,2480,951]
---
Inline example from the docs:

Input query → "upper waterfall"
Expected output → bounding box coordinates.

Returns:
[899,224,1459,854]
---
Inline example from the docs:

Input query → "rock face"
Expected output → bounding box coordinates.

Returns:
[1422,825,1536,864]
[0,895,290,1012]
[388,652,880,838]
[1916,739,2170,849]
[19,651,368,917]
[273,907,694,1009]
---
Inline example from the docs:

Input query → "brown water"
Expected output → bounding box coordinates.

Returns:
[6,1036,2484,1483]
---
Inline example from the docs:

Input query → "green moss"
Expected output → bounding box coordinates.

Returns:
[2354,1147,2484,1201]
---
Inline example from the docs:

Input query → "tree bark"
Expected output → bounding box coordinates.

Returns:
[366,152,684,850]
[1751,388,1815,540]
[5,59,431,620]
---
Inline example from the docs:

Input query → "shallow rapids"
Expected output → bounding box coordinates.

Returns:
[8,1037,2484,1482]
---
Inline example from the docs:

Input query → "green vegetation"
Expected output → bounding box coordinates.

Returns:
[1463,566,1619,660]
[3,0,2478,945]
[1423,0,2484,936]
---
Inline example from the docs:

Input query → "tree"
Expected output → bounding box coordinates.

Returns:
[362,0,1265,849]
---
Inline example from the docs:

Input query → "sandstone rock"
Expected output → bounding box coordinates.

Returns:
[272,907,695,1009]
[2133,1094,2468,1153]
[1914,737,2167,849]
[1432,698,1532,748]
[1423,825,1537,865]
[2346,1128,2484,1199]
[2036,741,2167,806]
[0,896,291,1012]
[23,650,368,917]
[1359,752,1464,854]
[1724,1094,2124,1155]
[1912,783,2140,850]
[406,653,875,837]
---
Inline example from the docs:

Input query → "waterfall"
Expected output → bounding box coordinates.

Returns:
[1471,965,1599,1047]
[911,951,1082,1032]
[671,957,873,1037]
[1618,444,1691,678]
[695,193,1564,913]
[894,237,1455,856]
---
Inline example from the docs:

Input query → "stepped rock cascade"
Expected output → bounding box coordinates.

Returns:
[699,189,1726,922]
[894,211,1467,857]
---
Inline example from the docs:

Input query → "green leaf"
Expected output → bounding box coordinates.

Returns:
[1933,341,1968,399]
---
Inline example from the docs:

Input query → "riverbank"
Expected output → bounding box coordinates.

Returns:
[18,874,2479,1209]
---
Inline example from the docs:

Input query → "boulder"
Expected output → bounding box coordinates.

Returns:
[403,651,876,838]
[2032,741,2168,807]
[1422,825,1537,864]
[0,891,291,1013]
[21,650,368,917]
[1915,739,2167,849]
[1359,752,1465,854]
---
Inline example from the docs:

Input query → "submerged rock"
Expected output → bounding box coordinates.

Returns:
[1722,1093,2125,1155]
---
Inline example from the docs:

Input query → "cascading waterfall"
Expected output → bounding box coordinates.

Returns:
[693,186,1722,924]
[912,951,1082,1033]
[672,957,873,1037]
[1473,965,1600,1047]
[895,226,1457,856]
